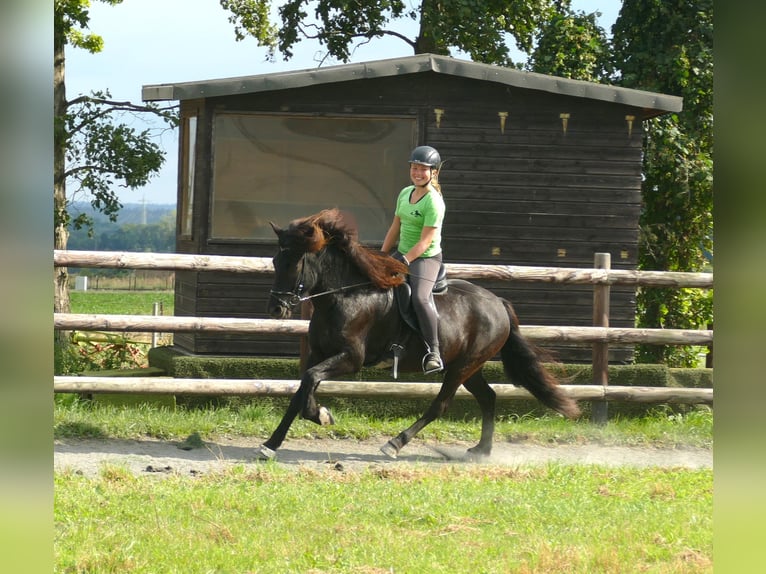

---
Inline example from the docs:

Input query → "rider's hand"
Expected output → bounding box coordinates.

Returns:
[391,251,410,266]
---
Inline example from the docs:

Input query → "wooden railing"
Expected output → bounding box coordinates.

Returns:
[54,250,713,411]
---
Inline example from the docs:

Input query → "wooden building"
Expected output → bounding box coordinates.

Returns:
[142,54,682,363]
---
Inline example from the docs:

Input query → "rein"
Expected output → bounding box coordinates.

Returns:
[270,281,374,308]
[269,252,373,309]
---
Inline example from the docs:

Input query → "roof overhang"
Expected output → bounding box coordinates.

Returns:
[142,53,682,117]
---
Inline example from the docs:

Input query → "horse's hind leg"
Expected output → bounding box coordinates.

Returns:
[380,374,463,459]
[462,372,496,457]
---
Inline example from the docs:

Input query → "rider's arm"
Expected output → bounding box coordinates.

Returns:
[381,216,401,254]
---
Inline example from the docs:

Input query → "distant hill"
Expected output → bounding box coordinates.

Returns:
[67,202,177,252]
[69,201,176,226]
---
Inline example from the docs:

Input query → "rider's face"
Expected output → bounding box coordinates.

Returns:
[409,163,433,187]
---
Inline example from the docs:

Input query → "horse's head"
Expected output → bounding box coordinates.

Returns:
[268,209,355,318]
[267,209,407,318]
[267,221,311,319]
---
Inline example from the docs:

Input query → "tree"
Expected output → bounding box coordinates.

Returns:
[220,0,557,66]
[523,1,713,367]
[54,0,178,317]
[612,0,714,366]
[525,6,614,82]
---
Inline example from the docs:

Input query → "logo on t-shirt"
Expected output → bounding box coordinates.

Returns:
[410,210,423,218]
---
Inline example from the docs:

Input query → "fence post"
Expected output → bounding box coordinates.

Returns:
[591,252,611,424]
[152,302,162,347]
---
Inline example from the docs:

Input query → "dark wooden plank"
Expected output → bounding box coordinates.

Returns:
[176,71,647,361]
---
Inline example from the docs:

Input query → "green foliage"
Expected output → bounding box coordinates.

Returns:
[66,202,176,250]
[636,288,713,366]
[54,338,91,375]
[69,214,176,251]
[149,351,712,390]
[60,90,178,233]
[219,0,278,47]
[612,1,714,366]
[55,2,180,236]
[220,0,556,65]
[526,6,614,81]
[54,0,123,52]
[54,336,147,374]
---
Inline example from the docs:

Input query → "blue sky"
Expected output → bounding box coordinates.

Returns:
[66,0,621,205]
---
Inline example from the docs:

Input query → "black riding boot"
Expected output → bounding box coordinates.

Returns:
[422,345,443,375]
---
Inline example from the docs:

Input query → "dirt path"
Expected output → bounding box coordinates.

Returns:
[54,436,712,478]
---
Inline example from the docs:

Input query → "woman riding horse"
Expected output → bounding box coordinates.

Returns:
[261,209,580,461]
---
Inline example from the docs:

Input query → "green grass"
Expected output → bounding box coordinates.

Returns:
[57,291,713,572]
[54,397,713,449]
[70,290,174,315]
[55,464,712,573]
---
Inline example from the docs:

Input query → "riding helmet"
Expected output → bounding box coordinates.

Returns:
[409,145,441,169]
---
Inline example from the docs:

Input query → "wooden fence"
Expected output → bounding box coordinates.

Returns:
[53,250,714,410]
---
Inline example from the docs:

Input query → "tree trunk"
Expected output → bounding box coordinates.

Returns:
[54,30,70,345]
[414,0,448,55]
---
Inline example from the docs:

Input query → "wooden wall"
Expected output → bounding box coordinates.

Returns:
[174,73,646,363]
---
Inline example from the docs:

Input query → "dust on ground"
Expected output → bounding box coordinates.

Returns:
[54,436,712,478]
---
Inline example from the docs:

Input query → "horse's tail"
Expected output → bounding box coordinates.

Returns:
[500,299,581,419]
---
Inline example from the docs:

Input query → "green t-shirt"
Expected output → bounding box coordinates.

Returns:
[394,185,445,258]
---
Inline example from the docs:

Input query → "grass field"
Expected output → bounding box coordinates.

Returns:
[53,400,713,572]
[56,290,713,573]
[55,464,712,573]
[70,290,174,316]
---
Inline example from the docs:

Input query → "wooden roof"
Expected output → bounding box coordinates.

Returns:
[142,53,682,118]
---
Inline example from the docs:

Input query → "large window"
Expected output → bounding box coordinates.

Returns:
[210,113,417,242]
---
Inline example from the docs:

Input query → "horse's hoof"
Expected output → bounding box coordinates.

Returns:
[318,406,335,426]
[380,440,399,459]
[255,445,276,461]
[466,446,491,460]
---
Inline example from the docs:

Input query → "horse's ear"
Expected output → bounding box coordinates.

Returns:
[269,221,282,236]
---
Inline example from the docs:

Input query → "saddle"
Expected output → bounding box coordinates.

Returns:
[388,263,448,378]
[394,262,448,333]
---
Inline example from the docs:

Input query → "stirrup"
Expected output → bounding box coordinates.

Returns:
[422,351,444,375]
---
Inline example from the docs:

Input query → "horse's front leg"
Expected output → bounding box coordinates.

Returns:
[257,350,359,460]
[300,360,340,426]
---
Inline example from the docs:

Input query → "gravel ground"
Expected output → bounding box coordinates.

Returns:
[54,436,712,478]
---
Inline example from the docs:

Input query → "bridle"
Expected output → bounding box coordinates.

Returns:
[269,250,308,309]
[269,251,373,310]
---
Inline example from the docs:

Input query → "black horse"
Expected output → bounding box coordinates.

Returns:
[258,209,580,460]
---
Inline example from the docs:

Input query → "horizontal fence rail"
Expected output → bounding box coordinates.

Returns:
[54,250,713,287]
[54,249,713,408]
[54,313,713,346]
[53,377,713,405]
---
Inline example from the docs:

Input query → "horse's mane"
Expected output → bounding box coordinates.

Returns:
[286,209,407,289]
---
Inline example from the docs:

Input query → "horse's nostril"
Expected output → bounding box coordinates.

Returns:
[270,305,290,319]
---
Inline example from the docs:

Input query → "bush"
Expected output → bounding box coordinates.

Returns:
[55,336,148,374]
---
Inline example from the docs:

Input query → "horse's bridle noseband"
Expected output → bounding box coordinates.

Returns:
[269,289,304,309]
[269,251,307,310]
